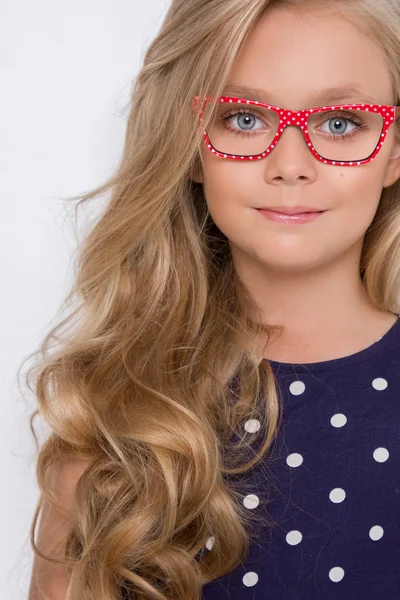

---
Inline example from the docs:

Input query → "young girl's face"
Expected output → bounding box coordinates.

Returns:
[193,7,400,274]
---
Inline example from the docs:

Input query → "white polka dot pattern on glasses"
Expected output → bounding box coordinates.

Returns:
[289,381,306,395]
[372,377,388,390]
[373,447,389,463]
[286,452,304,468]
[243,494,260,509]
[244,418,261,433]
[242,572,259,587]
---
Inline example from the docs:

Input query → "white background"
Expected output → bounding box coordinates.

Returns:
[0,1,170,597]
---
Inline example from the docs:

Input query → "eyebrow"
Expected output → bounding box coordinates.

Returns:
[221,84,380,106]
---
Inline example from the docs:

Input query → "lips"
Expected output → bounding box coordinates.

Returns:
[256,207,326,225]
[257,206,324,215]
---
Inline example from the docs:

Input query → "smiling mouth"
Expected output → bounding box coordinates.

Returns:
[255,208,326,224]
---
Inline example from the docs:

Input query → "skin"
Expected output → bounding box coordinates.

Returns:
[192,6,400,363]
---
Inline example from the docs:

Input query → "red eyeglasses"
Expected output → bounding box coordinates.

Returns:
[193,95,400,167]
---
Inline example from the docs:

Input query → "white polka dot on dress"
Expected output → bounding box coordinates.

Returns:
[372,377,388,390]
[329,488,346,503]
[243,494,260,509]
[329,566,345,582]
[286,530,303,545]
[373,447,389,463]
[205,536,215,551]
[330,413,347,428]
[242,572,259,587]
[289,381,306,395]
[286,453,304,467]
[244,418,261,433]
[369,526,384,541]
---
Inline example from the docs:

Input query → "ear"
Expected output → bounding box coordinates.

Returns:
[382,134,400,188]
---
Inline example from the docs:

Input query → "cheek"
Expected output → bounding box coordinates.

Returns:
[337,166,385,221]
[201,158,258,214]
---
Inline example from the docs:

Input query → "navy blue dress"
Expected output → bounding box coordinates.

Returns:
[201,316,400,599]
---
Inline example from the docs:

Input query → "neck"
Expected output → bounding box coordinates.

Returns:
[232,242,398,363]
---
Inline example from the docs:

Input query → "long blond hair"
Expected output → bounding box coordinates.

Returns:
[21,0,400,598]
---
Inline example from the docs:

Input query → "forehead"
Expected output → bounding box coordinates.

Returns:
[227,7,394,110]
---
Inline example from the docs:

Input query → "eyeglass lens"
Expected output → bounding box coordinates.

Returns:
[204,101,384,162]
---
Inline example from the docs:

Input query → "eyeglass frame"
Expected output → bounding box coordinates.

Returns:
[193,95,400,167]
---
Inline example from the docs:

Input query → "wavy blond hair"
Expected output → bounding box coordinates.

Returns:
[21,0,400,598]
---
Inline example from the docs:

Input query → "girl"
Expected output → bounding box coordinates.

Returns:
[26,0,400,599]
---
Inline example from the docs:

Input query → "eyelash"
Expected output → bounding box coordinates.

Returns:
[220,108,369,140]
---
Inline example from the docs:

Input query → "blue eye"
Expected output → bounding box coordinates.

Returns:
[221,109,269,137]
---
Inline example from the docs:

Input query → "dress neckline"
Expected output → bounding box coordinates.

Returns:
[262,315,400,374]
